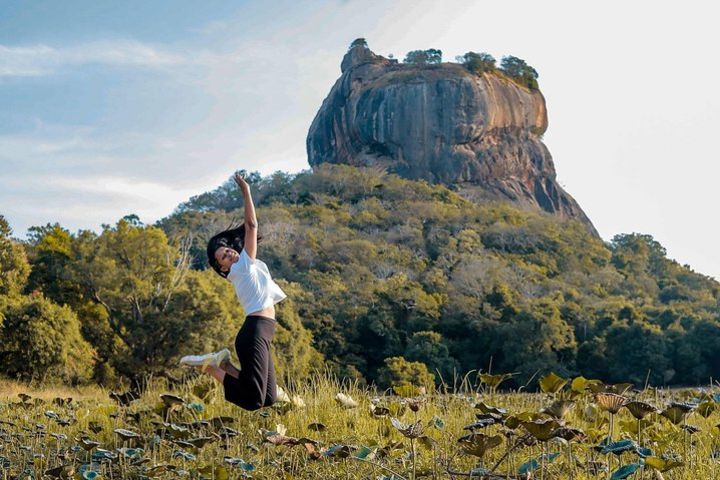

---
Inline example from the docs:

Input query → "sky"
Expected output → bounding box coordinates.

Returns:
[1,0,719,279]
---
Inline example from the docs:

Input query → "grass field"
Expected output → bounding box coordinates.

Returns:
[1,372,719,479]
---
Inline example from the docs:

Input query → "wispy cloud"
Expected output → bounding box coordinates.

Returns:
[0,38,279,77]
[0,40,193,76]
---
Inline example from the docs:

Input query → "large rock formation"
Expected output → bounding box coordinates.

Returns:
[307,44,598,235]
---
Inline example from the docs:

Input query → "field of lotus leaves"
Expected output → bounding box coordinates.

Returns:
[1,372,720,480]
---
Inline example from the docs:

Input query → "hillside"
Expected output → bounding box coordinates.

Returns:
[159,165,720,388]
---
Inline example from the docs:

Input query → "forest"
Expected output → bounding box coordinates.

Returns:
[2,164,718,390]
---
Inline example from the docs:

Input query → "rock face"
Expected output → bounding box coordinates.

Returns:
[307,44,598,235]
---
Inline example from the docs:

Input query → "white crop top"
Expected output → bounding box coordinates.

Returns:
[227,249,287,315]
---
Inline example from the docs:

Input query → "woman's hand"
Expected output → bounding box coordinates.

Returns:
[234,171,249,190]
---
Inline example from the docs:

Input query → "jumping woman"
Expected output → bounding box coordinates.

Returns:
[180,171,286,411]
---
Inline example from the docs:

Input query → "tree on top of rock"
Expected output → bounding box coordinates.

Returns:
[403,49,442,65]
[500,55,539,90]
[350,38,368,49]
[457,51,496,74]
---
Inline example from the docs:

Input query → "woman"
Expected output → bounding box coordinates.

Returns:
[180,171,287,411]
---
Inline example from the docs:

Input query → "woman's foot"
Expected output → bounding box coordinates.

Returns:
[179,348,231,368]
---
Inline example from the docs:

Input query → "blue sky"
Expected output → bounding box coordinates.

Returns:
[1,0,719,279]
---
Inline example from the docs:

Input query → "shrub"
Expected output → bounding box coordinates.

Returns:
[0,295,95,384]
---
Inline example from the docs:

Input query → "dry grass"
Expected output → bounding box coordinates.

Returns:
[0,373,718,479]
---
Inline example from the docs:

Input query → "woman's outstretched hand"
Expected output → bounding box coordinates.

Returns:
[234,171,249,190]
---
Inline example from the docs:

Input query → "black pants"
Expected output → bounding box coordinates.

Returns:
[222,315,277,411]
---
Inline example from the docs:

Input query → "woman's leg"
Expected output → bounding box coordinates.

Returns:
[263,349,277,407]
[221,316,275,411]
[219,358,240,379]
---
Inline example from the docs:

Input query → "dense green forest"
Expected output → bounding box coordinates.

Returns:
[2,165,719,389]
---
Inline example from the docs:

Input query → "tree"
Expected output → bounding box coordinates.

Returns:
[0,294,95,384]
[404,49,442,65]
[269,280,324,383]
[603,317,669,385]
[376,356,435,390]
[457,51,496,74]
[0,215,30,299]
[24,223,79,305]
[405,331,458,385]
[350,38,368,49]
[499,56,539,90]
[70,219,243,382]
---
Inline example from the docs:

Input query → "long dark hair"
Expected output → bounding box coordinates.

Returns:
[206,223,262,278]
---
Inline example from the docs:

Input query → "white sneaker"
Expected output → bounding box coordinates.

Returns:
[180,348,231,368]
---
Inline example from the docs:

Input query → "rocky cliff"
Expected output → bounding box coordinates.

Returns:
[307,44,598,236]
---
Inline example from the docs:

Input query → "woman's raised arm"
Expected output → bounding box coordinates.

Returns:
[234,172,258,260]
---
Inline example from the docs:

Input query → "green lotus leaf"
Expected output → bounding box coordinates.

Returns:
[428,415,445,430]
[172,450,196,461]
[164,423,191,439]
[478,373,515,389]
[595,393,628,414]
[44,464,74,479]
[81,470,99,480]
[186,437,214,448]
[457,433,502,458]
[118,447,143,459]
[571,376,592,393]
[518,452,560,474]
[79,437,101,451]
[600,439,638,455]
[323,444,352,458]
[217,427,239,439]
[463,417,498,430]
[87,421,103,434]
[681,424,700,434]
[209,416,236,428]
[172,440,194,450]
[308,422,327,431]
[636,447,653,458]
[521,419,561,441]
[661,406,691,424]
[160,394,185,407]
[609,463,642,480]
[551,427,586,442]
[644,456,684,472]
[539,372,567,394]
[197,465,229,480]
[542,400,575,420]
[475,402,508,416]
[417,435,437,450]
[697,401,716,418]
[223,457,255,471]
[354,446,376,459]
[191,381,215,401]
[624,401,658,420]
[109,391,137,406]
[113,429,140,441]
[390,417,424,438]
[92,449,117,462]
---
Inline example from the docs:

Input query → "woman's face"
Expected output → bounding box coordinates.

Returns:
[214,246,239,272]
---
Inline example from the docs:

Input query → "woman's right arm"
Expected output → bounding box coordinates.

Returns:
[234,172,258,259]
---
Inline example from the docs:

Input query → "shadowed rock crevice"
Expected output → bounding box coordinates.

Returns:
[307,43,598,236]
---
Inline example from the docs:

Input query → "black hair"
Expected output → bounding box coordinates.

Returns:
[206,224,262,278]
